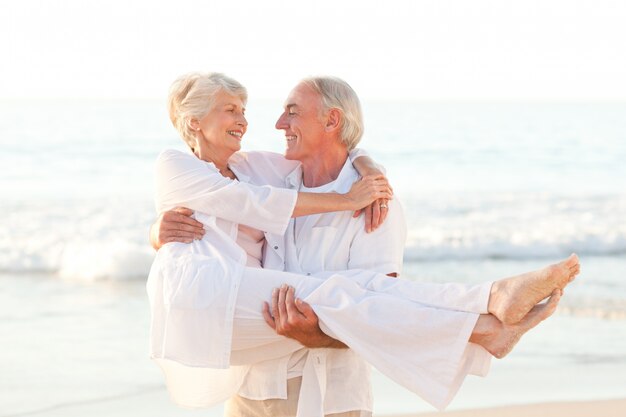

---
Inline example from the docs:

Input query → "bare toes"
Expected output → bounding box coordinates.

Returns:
[564,253,579,269]
[543,289,562,315]
[527,289,561,324]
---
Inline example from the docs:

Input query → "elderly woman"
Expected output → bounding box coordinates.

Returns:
[147,72,580,415]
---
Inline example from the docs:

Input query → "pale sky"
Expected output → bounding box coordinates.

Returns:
[2,0,626,100]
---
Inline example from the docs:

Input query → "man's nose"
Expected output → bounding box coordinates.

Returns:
[275,113,287,130]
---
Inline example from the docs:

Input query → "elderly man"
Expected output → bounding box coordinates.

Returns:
[152,76,410,416]
[229,77,407,417]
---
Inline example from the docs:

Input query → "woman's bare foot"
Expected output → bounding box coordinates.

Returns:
[472,289,562,359]
[488,254,579,324]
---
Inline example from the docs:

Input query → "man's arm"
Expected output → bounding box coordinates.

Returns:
[150,207,205,250]
[263,285,348,349]
[264,270,399,349]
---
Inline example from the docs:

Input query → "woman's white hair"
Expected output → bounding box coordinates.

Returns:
[300,76,363,151]
[168,72,247,151]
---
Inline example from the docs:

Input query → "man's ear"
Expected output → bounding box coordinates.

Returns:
[324,108,341,132]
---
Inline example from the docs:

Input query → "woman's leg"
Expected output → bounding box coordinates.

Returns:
[229,254,580,362]
[321,254,579,323]
[229,268,326,364]
[230,268,487,409]
[230,266,486,363]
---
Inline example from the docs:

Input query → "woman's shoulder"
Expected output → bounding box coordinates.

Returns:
[157,148,193,162]
[155,148,219,173]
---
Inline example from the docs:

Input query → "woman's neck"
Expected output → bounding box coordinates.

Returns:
[195,147,236,179]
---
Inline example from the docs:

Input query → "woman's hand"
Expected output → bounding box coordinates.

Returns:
[353,197,390,233]
[351,154,393,232]
[345,174,393,213]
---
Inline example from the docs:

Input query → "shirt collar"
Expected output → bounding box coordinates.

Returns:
[285,163,303,189]
[227,152,250,183]
[297,157,356,193]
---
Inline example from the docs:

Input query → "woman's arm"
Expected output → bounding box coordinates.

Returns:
[351,152,392,233]
[238,149,393,230]
[152,150,391,247]
[352,153,385,177]
[156,150,297,235]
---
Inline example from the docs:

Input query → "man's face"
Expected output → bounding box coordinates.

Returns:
[275,82,326,161]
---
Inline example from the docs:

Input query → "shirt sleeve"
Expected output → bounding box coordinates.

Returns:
[348,148,387,175]
[155,149,297,235]
[348,198,407,275]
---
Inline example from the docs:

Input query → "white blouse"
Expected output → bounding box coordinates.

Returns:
[148,149,298,369]
[237,224,265,268]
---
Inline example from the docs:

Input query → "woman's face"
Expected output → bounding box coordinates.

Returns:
[194,90,248,160]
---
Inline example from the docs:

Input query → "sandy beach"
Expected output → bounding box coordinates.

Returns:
[9,386,624,417]
[411,398,626,417]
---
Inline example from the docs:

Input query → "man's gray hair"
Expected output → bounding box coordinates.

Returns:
[301,76,363,150]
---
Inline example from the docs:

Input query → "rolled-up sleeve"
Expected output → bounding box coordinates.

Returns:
[155,149,297,235]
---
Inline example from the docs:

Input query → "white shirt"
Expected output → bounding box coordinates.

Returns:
[236,156,407,415]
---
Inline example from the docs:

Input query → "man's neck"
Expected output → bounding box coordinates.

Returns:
[299,147,349,188]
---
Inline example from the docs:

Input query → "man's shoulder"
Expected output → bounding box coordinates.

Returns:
[348,196,407,274]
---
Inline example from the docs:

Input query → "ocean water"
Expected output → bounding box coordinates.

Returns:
[1,99,625,416]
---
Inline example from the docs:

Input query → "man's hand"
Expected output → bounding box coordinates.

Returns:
[262,285,347,349]
[149,207,205,250]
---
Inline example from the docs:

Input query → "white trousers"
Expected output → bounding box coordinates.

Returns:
[151,262,492,413]
[231,266,490,359]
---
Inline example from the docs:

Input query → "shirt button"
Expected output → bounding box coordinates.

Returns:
[274,245,279,250]
[306,272,311,276]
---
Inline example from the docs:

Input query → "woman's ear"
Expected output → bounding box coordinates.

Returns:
[188,118,200,132]
[325,108,341,132]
